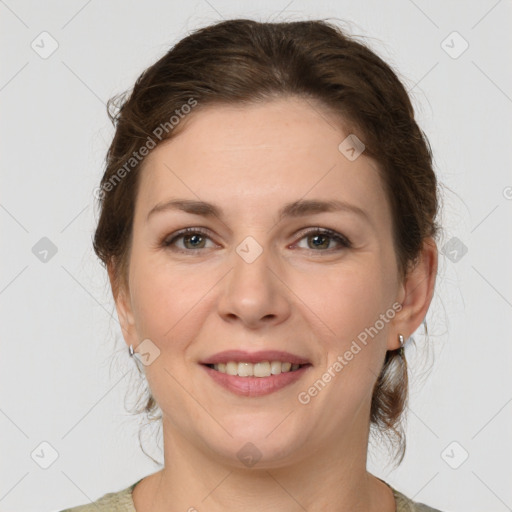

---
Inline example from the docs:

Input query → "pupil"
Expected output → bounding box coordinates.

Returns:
[311,234,328,249]
[186,234,203,248]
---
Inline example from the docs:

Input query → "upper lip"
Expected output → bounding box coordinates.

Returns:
[200,350,311,365]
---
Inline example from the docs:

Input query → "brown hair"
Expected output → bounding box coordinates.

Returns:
[93,18,439,465]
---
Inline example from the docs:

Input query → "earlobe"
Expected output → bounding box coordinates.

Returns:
[389,238,438,351]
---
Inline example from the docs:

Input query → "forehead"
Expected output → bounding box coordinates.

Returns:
[135,98,388,221]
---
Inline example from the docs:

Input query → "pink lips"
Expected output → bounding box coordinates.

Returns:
[200,349,310,365]
[201,363,311,397]
[199,350,312,397]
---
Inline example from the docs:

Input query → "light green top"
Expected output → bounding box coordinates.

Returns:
[57,477,443,512]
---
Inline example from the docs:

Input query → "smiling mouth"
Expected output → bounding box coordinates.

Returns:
[203,361,311,377]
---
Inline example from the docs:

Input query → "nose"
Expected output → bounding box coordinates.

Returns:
[216,241,292,330]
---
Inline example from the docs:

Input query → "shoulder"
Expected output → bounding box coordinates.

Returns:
[392,486,444,512]
[56,479,141,512]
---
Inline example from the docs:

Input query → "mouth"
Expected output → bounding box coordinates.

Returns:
[199,350,312,396]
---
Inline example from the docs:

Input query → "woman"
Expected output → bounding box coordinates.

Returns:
[60,18,441,512]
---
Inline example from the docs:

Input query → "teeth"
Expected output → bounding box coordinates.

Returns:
[270,361,282,375]
[226,362,238,375]
[253,361,270,377]
[212,361,304,377]
[238,362,252,377]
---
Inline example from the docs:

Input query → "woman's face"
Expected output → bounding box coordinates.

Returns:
[115,97,415,467]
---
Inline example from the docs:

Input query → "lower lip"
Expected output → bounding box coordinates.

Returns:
[201,364,312,397]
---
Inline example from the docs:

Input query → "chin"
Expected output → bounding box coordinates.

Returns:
[200,419,309,469]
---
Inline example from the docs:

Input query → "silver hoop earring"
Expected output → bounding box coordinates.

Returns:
[398,333,405,356]
[128,344,135,357]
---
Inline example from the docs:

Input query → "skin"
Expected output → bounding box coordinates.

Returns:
[110,97,438,512]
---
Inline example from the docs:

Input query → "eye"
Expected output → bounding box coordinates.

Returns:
[160,227,352,254]
[161,227,216,253]
[293,228,352,252]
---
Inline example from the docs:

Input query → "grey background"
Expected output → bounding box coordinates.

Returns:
[1,1,511,511]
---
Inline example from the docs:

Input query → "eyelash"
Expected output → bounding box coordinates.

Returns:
[160,227,352,255]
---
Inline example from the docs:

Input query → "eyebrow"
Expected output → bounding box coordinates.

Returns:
[146,198,370,223]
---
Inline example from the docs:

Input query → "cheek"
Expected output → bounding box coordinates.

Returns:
[309,262,392,334]
[304,260,396,380]
[128,252,216,344]
[290,264,396,431]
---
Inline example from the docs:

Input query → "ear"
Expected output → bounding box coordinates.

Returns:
[107,260,137,347]
[389,237,438,350]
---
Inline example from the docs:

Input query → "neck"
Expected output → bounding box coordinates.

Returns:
[135,411,396,512]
